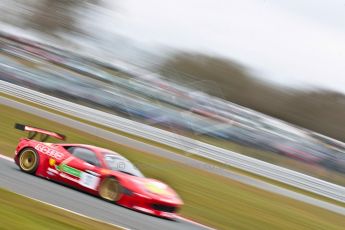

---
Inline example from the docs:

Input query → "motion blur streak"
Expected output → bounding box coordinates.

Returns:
[1,97,345,217]
[1,82,345,203]
[2,1,345,229]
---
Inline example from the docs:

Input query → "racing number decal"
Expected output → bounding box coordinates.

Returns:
[79,172,100,190]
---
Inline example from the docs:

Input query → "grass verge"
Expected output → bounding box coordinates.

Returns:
[1,104,345,229]
[0,188,121,230]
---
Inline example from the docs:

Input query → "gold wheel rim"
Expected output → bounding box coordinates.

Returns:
[19,150,37,172]
[100,178,120,201]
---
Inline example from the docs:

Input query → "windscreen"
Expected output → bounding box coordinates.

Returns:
[103,153,144,177]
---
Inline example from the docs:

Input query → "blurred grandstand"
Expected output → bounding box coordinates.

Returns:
[1,30,345,185]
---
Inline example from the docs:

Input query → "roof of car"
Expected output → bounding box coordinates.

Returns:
[58,143,122,156]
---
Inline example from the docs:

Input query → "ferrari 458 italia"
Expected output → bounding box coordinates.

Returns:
[13,123,183,219]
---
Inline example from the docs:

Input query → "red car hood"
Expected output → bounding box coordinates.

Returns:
[123,176,183,205]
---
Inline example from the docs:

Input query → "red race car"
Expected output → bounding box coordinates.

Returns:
[13,124,183,219]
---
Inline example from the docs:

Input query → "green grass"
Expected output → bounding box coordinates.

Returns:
[1,104,345,229]
[0,188,121,230]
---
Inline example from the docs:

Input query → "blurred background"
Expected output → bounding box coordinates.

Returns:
[1,0,345,187]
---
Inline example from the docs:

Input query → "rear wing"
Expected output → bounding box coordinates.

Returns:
[15,123,66,142]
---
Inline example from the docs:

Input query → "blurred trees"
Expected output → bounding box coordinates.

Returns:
[158,51,345,141]
[27,0,80,33]
[158,52,260,99]
[281,90,345,141]
[157,51,288,113]
[27,0,102,34]
[0,0,102,35]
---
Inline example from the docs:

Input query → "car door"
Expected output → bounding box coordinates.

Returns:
[59,147,102,192]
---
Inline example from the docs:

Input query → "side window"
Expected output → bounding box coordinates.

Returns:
[69,147,100,167]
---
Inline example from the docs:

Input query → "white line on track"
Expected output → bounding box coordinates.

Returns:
[15,191,131,230]
[0,154,13,162]
[177,217,215,230]
[0,154,130,230]
[0,153,214,230]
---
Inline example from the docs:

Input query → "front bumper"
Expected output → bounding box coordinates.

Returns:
[118,192,181,219]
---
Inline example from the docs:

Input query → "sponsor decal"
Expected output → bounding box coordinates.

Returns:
[79,172,100,190]
[55,164,100,190]
[47,167,59,174]
[60,173,79,183]
[56,164,82,178]
[35,144,63,160]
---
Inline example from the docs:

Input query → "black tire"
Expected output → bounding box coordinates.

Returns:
[99,177,122,202]
[18,148,40,174]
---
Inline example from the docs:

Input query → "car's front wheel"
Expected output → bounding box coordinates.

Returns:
[18,148,39,174]
[99,177,122,202]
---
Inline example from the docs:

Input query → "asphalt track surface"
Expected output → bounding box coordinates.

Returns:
[1,96,345,229]
[0,157,206,230]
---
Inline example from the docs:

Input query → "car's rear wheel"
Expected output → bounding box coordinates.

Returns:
[19,148,39,174]
[99,177,122,202]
